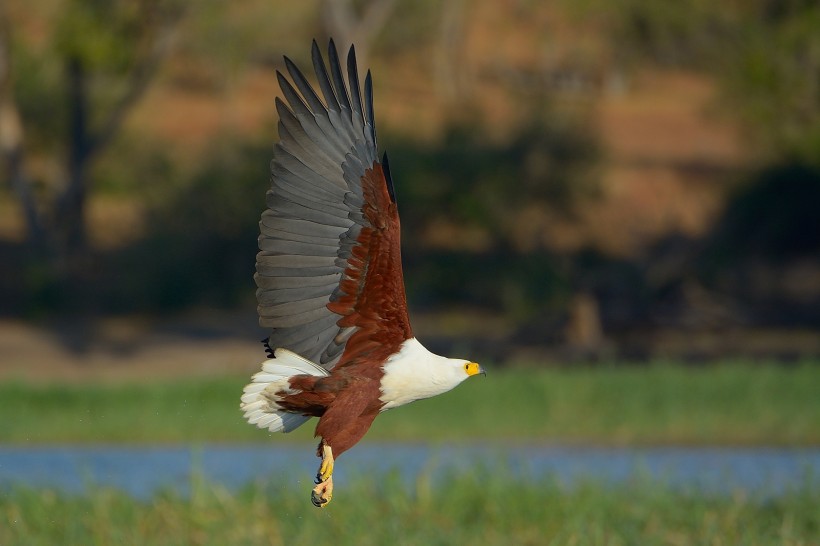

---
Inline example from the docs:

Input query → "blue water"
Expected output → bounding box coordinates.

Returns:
[0,444,817,499]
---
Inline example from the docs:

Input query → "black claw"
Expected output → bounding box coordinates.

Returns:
[311,492,326,507]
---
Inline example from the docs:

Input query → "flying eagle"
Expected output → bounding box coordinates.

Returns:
[240,40,484,508]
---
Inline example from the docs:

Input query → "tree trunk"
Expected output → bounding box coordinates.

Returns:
[3,4,181,270]
[56,56,91,256]
[565,291,604,352]
[0,8,46,250]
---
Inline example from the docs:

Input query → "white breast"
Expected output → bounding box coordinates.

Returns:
[379,338,465,410]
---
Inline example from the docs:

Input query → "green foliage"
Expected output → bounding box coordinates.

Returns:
[1,474,817,545]
[124,140,269,310]
[2,116,597,316]
[724,7,820,162]
[404,250,567,319]
[386,118,599,317]
[54,0,146,72]
[1,362,818,445]
[10,0,181,151]
[21,139,269,314]
[571,0,820,164]
[10,43,65,148]
[88,134,177,195]
[177,0,319,82]
[391,119,600,246]
[580,0,734,66]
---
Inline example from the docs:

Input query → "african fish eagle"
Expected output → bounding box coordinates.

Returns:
[240,39,485,508]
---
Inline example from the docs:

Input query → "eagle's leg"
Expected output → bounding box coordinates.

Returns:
[316,442,335,483]
[311,441,334,507]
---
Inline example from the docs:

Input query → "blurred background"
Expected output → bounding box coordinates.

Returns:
[1,0,819,380]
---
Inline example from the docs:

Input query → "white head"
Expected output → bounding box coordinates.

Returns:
[440,357,485,385]
[380,338,485,410]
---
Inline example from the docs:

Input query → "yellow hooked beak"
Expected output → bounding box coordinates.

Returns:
[465,362,486,377]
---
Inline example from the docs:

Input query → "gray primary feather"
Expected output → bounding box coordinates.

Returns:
[256,39,381,370]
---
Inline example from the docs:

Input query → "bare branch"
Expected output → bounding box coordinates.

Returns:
[320,0,398,67]
[87,8,183,159]
[357,0,399,45]
[435,0,466,102]
[321,0,357,47]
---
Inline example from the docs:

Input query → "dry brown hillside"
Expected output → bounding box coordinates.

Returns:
[43,3,746,256]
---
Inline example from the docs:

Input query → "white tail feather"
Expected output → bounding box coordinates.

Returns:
[240,348,329,433]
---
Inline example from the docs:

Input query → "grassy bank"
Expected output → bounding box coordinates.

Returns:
[1,362,818,445]
[1,472,817,545]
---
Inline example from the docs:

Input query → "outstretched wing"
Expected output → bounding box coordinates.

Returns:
[256,40,412,371]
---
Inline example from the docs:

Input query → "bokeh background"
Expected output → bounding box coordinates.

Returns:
[2,2,820,543]
[1,0,819,378]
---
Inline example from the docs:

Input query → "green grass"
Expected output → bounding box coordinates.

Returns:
[1,472,817,545]
[1,362,818,445]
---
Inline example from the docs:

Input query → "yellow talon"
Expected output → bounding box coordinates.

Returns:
[318,456,334,482]
[316,444,335,483]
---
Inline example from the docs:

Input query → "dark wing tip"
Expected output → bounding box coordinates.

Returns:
[347,44,364,119]
[382,152,396,203]
[364,69,376,142]
[327,39,352,112]
[311,37,341,112]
